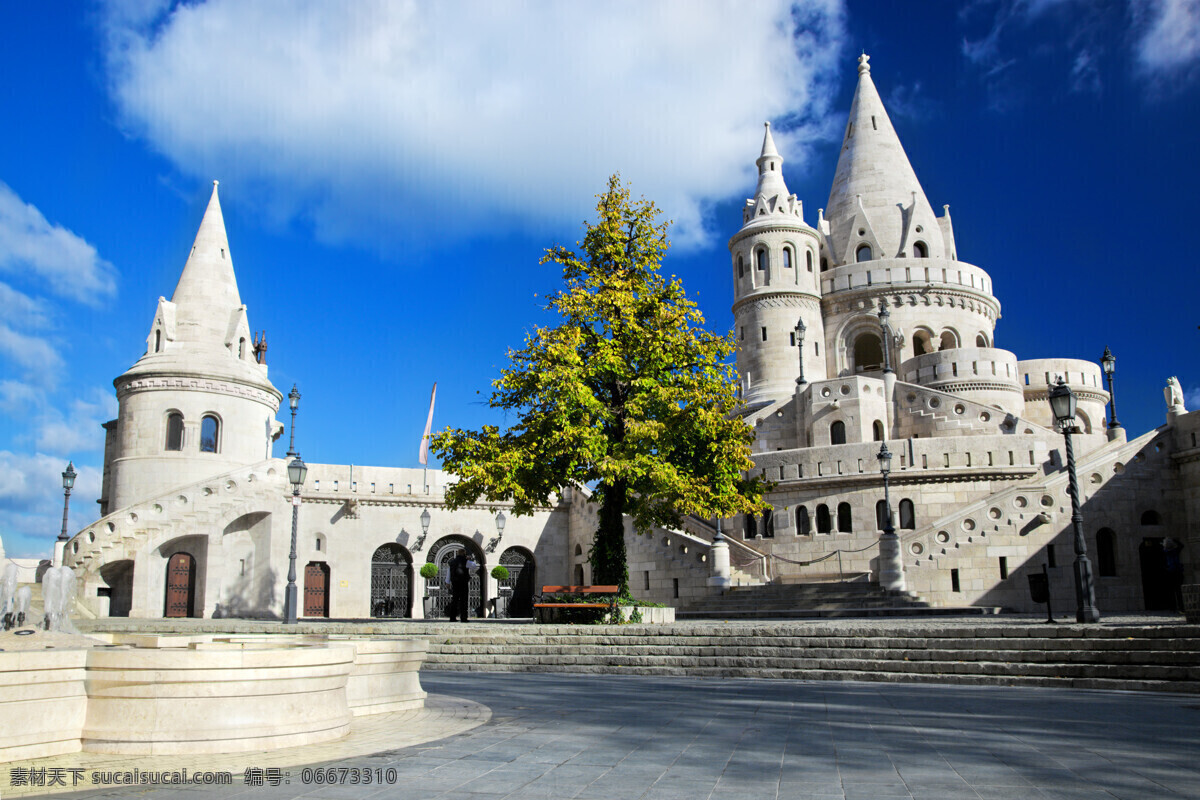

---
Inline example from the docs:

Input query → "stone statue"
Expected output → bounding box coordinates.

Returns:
[1166,377,1187,413]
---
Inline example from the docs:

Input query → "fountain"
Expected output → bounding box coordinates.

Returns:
[41,565,78,633]
[0,563,16,630]
[12,585,31,628]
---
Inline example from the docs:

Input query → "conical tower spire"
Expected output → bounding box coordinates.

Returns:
[170,181,243,345]
[825,54,946,264]
[742,122,804,227]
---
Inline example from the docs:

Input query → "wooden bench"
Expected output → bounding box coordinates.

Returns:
[533,585,619,623]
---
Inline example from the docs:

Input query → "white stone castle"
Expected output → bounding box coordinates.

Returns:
[57,55,1199,620]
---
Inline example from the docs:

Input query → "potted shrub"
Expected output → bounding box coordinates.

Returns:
[419,563,439,617]
[491,565,511,618]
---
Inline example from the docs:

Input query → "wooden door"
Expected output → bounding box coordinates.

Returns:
[164,552,195,618]
[304,561,329,617]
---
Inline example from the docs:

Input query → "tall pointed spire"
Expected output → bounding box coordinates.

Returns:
[742,122,804,227]
[825,54,946,264]
[170,181,243,345]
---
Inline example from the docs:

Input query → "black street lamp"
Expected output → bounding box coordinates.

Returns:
[1101,347,1120,430]
[286,385,300,458]
[876,442,904,590]
[1048,378,1100,623]
[284,455,308,624]
[58,462,76,542]
[877,299,893,374]
[794,317,807,386]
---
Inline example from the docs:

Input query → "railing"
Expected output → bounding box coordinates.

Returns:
[766,541,878,583]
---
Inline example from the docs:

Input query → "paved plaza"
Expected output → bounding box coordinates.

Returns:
[11,669,1196,800]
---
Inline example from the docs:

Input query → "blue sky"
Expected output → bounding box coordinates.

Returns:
[2,0,1198,559]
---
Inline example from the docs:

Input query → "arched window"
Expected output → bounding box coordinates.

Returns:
[856,244,872,262]
[913,241,928,258]
[830,421,847,445]
[155,330,162,353]
[876,500,888,530]
[744,513,758,538]
[239,337,246,358]
[976,333,989,348]
[1097,528,1117,576]
[913,330,934,356]
[939,330,958,351]
[853,333,884,372]
[165,412,184,452]
[200,415,220,454]
[783,247,792,270]
[797,506,811,535]
[737,255,745,278]
[1140,510,1161,526]
[899,499,915,530]
[820,257,828,272]
[756,249,769,284]
[806,250,813,272]
[762,509,774,538]
[837,502,853,533]
[872,420,884,442]
[816,504,832,534]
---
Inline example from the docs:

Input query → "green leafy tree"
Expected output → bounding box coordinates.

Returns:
[433,176,767,595]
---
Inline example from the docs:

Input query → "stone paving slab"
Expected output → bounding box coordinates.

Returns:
[14,670,1197,800]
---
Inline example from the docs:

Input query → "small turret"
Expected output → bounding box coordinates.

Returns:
[743,123,804,225]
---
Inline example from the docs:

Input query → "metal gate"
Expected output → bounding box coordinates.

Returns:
[304,561,329,617]
[499,547,535,618]
[426,538,482,619]
[164,552,195,618]
[371,544,412,618]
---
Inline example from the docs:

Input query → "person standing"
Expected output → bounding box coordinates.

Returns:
[449,551,471,622]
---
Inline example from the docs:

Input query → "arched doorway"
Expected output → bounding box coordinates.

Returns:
[853,333,883,373]
[498,547,536,618]
[304,561,330,617]
[426,537,484,619]
[371,544,412,618]
[1138,538,1171,610]
[164,553,195,618]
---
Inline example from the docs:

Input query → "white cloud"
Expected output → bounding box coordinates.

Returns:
[1132,0,1200,75]
[101,0,846,251]
[0,282,53,330]
[34,390,117,455]
[0,324,64,389]
[0,183,118,305]
[0,451,101,560]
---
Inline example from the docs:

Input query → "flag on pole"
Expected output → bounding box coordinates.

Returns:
[418,382,437,465]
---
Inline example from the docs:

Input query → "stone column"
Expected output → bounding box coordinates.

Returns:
[708,537,731,590]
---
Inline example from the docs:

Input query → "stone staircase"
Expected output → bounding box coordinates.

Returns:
[421,621,1200,693]
[676,580,954,619]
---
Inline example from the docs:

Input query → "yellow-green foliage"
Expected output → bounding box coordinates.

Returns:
[433,176,767,592]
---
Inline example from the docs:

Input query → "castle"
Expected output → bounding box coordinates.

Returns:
[58,55,1199,620]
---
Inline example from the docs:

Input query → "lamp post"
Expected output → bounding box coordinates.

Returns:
[794,318,807,386]
[286,385,300,458]
[487,510,506,552]
[1048,378,1100,623]
[877,299,893,374]
[283,455,308,625]
[876,442,904,591]
[58,462,76,543]
[1100,347,1120,430]
[414,508,431,552]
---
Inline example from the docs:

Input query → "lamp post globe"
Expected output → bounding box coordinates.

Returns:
[1100,347,1120,430]
[875,442,904,591]
[58,461,76,543]
[284,455,307,625]
[1049,378,1100,623]
[794,317,807,386]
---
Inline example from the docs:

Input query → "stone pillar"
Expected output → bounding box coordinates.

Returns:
[53,539,66,568]
[708,538,731,591]
[878,533,905,592]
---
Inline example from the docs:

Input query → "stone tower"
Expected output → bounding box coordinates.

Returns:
[99,182,283,514]
[730,123,825,407]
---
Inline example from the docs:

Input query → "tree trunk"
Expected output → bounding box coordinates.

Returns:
[591,480,629,596]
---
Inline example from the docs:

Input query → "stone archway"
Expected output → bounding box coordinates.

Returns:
[426,537,485,619]
[371,544,413,618]
[498,547,536,618]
